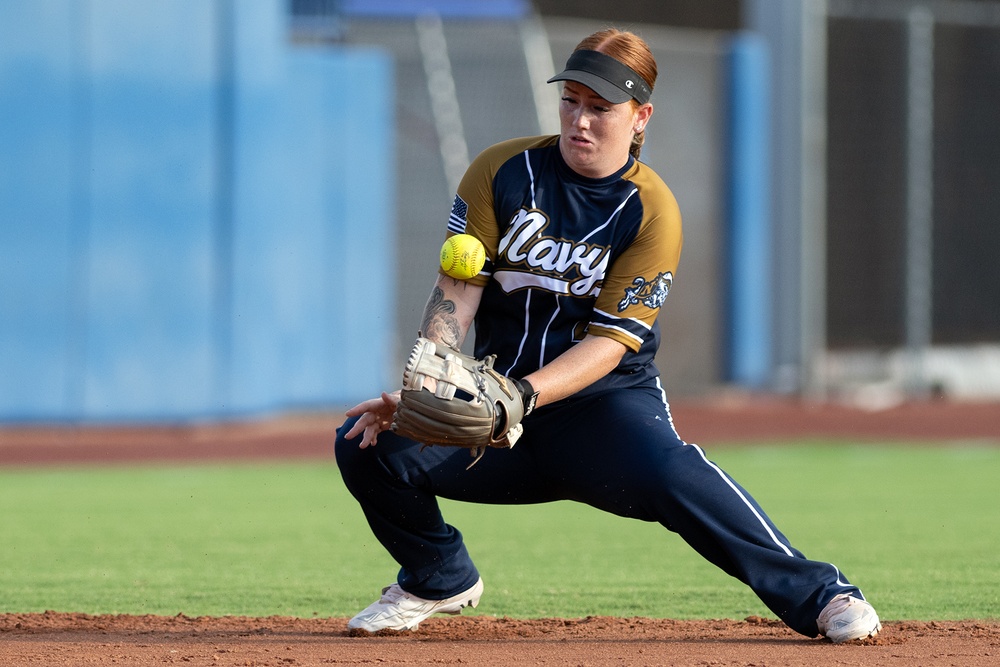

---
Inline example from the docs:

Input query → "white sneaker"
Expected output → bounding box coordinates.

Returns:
[817,593,882,643]
[347,578,484,633]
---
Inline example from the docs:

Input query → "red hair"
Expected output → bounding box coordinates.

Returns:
[574,29,657,159]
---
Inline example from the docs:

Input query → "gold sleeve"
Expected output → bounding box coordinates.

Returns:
[442,136,558,287]
[589,164,683,352]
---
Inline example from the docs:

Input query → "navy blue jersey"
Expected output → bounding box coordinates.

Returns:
[445,135,683,397]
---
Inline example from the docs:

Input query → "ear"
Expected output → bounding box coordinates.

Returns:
[633,103,653,133]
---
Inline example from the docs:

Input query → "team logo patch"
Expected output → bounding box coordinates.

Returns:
[617,272,673,312]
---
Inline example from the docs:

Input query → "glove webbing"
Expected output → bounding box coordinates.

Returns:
[401,338,525,468]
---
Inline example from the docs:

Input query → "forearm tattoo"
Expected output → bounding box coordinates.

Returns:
[421,286,463,348]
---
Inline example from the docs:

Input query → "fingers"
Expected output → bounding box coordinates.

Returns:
[346,392,400,417]
[343,415,369,441]
[344,411,386,442]
[344,391,401,447]
[360,423,381,449]
[345,397,386,417]
[358,414,395,448]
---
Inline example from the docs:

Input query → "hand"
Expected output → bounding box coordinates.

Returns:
[344,391,400,448]
[392,338,536,455]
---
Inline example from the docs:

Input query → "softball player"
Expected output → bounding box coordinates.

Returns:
[336,28,881,643]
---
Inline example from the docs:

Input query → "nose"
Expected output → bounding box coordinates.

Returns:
[572,108,590,130]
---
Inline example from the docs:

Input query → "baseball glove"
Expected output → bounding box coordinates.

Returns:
[392,338,537,465]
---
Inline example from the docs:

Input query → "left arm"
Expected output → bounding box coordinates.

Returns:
[421,274,627,410]
[520,334,627,409]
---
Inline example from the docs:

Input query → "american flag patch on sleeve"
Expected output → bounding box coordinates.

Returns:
[447,195,469,234]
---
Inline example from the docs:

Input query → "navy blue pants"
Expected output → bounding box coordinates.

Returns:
[334,381,864,637]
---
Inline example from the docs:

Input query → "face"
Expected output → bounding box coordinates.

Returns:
[558,81,652,179]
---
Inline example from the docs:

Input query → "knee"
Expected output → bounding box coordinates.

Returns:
[334,416,367,481]
[335,417,414,488]
[633,443,705,494]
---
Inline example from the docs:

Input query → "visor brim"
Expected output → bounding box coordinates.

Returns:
[547,70,634,104]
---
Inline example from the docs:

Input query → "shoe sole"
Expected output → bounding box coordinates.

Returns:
[439,592,481,615]
[828,621,882,643]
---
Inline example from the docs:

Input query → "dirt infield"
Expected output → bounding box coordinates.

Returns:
[1,613,998,666]
[1,396,998,665]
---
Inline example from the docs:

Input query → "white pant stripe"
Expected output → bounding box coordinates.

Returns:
[657,376,796,558]
[685,442,796,557]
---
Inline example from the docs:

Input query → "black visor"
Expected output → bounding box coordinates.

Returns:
[547,49,652,105]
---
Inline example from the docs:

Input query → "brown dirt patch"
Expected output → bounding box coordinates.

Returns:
[1,396,997,467]
[1,397,997,665]
[1,612,998,666]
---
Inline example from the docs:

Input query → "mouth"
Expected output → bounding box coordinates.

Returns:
[568,134,593,147]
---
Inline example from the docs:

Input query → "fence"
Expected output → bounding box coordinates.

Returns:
[824,0,1000,400]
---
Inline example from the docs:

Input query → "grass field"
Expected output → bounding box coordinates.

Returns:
[0,442,997,621]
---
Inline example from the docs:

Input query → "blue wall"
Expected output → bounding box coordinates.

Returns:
[0,0,394,422]
[725,33,772,388]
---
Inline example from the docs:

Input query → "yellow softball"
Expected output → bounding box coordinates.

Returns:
[440,234,486,280]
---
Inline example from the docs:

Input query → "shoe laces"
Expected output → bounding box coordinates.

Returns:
[378,584,409,605]
[819,594,852,621]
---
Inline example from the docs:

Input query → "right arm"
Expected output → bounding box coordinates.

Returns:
[418,275,484,349]
[344,274,484,447]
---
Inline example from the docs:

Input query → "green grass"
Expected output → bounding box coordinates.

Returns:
[0,443,997,621]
